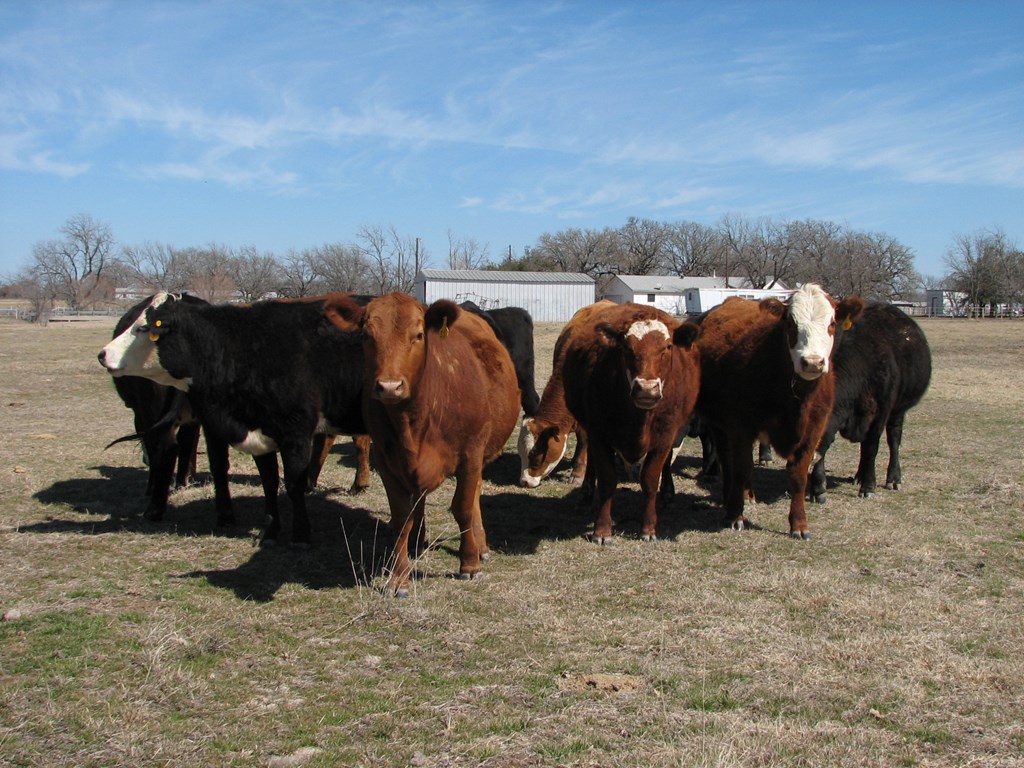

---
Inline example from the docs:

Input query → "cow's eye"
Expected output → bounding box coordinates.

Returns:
[415,331,424,342]
[136,324,149,335]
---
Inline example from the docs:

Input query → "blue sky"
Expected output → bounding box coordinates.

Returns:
[1,1,1022,282]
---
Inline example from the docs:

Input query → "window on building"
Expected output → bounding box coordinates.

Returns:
[647,293,656,302]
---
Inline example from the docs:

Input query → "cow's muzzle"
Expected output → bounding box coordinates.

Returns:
[631,377,663,409]
[373,379,407,403]
[797,355,825,380]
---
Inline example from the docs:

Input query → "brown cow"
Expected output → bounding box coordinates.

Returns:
[324,292,520,597]
[516,301,618,489]
[696,284,864,538]
[560,302,701,543]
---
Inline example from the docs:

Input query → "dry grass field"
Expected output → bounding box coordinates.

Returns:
[1,314,1022,768]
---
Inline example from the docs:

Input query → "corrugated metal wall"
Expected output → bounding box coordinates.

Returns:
[422,280,595,322]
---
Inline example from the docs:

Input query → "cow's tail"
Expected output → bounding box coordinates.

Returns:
[105,432,144,450]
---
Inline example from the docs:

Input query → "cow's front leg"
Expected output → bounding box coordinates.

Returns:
[380,473,421,598]
[350,434,373,494]
[640,447,673,541]
[254,452,281,543]
[786,444,817,540]
[587,441,618,544]
[280,440,313,546]
[451,455,487,579]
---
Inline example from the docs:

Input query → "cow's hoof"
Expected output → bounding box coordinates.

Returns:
[859,490,876,499]
[588,533,613,545]
[808,493,827,505]
[884,482,900,491]
[392,586,410,599]
[727,517,749,532]
[790,530,812,541]
[458,571,484,581]
[640,533,658,542]
[348,485,369,496]
[480,552,490,562]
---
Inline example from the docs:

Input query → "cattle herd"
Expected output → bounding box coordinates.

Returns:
[97,284,932,597]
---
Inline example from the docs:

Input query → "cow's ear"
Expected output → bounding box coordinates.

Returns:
[835,295,865,330]
[595,322,624,345]
[673,321,699,349]
[145,316,171,342]
[323,296,367,331]
[760,298,787,318]
[425,300,460,338]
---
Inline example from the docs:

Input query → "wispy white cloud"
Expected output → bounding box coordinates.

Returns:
[0,132,89,177]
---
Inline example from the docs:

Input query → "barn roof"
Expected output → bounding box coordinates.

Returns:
[418,269,594,284]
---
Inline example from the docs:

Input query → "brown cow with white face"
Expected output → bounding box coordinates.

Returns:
[696,283,864,539]
[324,292,520,597]
[559,302,701,543]
[516,301,619,490]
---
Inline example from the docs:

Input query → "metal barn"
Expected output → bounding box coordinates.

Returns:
[414,269,596,323]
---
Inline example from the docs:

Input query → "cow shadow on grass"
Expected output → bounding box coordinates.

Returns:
[30,464,278,540]
[177,498,392,602]
[26,463,399,601]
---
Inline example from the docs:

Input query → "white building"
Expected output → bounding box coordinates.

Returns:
[601,275,790,316]
[414,269,596,323]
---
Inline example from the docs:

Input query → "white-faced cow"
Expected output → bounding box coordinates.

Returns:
[97,292,370,545]
[809,301,931,502]
[105,294,233,524]
[560,302,701,543]
[516,301,618,489]
[696,284,864,539]
[324,292,520,597]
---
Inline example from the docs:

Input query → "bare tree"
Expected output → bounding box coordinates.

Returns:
[278,248,323,298]
[944,228,1021,314]
[530,227,620,276]
[662,221,723,276]
[28,214,114,309]
[310,242,376,294]
[176,244,236,303]
[617,217,669,275]
[117,241,189,293]
[356,224,421,294]
[447,229,490,270]
[719,214,796,288]
[230,245,283,302]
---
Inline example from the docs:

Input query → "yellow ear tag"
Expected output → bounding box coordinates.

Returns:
[841,317,853,331]
[439,316,450,339]
[149,319,162,342]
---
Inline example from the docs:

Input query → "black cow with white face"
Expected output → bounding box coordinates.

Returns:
[106,294,233,524]
[98,292,368,545]
[808,301,932,502]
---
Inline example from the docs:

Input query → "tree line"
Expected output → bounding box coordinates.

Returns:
[3,212,1021,317]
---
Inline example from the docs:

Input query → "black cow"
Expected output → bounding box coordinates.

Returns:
[459,301,541,417]
[809,301,932,502]
[98,293,368,545]
[107,294,233,524]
